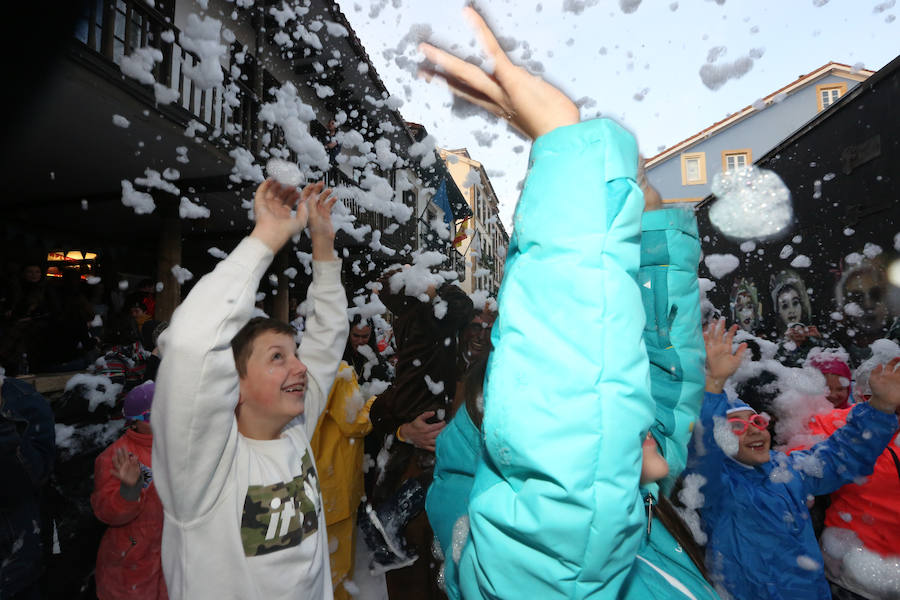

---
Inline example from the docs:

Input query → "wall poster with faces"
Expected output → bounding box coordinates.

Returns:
[695,66,899,369]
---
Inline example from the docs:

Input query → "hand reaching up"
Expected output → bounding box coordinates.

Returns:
[704,319,747,394]
[305,182,338,260]
[637,156,663,212]
[418,6,579,141]
[868,357,900,415]
[251,179,332,254]
[110,447,142,488]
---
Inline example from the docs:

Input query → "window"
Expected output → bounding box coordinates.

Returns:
[474,186,482,222]
[816,82,847,111]
[680,152,707,185]
[722,149,752,173]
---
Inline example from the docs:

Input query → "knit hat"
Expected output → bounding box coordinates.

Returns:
[123,381,155,420]
[725,398,757,416]
[808,354,852,382]
[808,354,852,404]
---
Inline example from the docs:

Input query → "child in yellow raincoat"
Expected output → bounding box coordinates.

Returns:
[311,362,375,599]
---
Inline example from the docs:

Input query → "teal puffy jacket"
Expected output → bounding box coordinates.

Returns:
[640,208,706,494]
[441,119,709,599]
[458,119,649,598]
[428,206,711,599]
[620,489,719,600]
[427,405,481,600]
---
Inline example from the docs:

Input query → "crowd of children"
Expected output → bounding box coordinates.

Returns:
[3,7,899,600]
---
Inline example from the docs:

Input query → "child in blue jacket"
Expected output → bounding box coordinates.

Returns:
[690,319,900,600]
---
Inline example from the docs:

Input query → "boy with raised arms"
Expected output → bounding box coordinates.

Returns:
[152,179,347,599]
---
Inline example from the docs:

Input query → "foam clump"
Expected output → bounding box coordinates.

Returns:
[265,158,304,187]
[709,166,793,240]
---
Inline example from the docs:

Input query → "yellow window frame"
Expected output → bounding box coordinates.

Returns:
[681,152,707,186]
[816,82,847,111]
[721,149,753,172]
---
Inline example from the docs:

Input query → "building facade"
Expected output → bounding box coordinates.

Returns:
[693,55,899,360]
[645,62,873,206]
[439,148,510,295]
[2,0,465,323]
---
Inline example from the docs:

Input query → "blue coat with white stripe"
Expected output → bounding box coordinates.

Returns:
[686,391,898,600]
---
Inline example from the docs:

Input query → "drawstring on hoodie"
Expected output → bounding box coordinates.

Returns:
[645,493,654,536]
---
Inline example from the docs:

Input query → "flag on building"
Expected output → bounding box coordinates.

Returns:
[470,229,483,256]
[433,179,453,224]
[453,218,470,247]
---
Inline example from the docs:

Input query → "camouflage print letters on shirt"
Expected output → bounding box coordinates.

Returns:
[240,450,321,557]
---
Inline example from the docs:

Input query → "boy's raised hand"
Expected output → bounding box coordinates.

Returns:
[251,179,331,254]
[868,357,900,415]
[704,318,747,394]
[305,183,338,260]
[251,179,304,253]
[418,6,579,141]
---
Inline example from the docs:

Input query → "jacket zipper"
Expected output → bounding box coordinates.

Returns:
[122,536,137,560]
[645,493,654,536]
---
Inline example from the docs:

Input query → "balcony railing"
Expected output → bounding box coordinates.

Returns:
[72,0,419,253]
[74,0,259,152]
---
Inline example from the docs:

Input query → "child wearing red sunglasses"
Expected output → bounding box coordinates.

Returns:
[685,319,900,600]
[726,412,769,435]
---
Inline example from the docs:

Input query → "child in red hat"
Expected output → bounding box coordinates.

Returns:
[808,353,853,409]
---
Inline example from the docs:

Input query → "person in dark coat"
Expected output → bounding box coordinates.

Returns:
[360,276,473,598]
[342,315,391,386]
[0,262,60,374]
[368,278,474,503]
[0,376,56,600]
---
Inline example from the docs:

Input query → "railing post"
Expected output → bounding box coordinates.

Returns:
[100,0,116,60]
[86,0,98,51]
[158,20,173,88]
[252,5,266,155]
[123,3,134,52]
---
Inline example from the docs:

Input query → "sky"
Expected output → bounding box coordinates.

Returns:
[342,0,899,231]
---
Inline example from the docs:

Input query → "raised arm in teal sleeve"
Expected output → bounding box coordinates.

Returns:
[639,208,705,494]
[458,119,653,599]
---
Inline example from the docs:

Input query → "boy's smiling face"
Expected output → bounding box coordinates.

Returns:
[238,331,308,427]
[730,409,771,465]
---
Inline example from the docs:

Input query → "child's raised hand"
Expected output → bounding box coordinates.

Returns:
[110,447,142,488]
[418,6,579,141]
[868,357,900,415]
[704,318,747,393]
[250,179,306,253]
[304,182,337,243]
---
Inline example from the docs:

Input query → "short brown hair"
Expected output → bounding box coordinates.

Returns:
[231,317,297,377]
